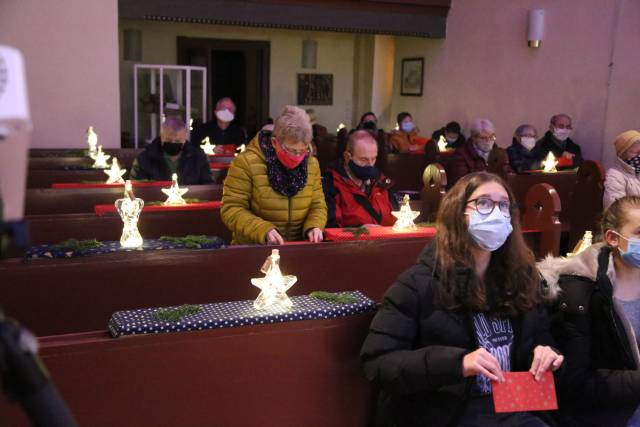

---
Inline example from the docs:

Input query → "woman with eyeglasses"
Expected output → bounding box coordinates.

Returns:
[540,195,640,427]
[361,172,563,427]
[446,119,499,188]
[221,106,327,244]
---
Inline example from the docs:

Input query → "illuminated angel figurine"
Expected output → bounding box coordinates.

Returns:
[92,145,111,169]
[104,157,126,184]
[161,173,188,206]
[437,135,448,152]
[200,137,216,155]
[115,181,144,248]
[392,194,420,231]
[250,249,297,310]
[234,143,246,157]
[542,152,558,173]
[87,126,98,156]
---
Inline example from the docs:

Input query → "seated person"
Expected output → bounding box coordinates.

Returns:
[192,97,247,148]
[431,121,466,149]
[446,118,498,188]
[357,112,381,133]
[388,112,427,153]
[355,112,387,170]
[322,130,398,228]
[221,106,327,244]
[362,172,562,427]
[507,124,540,173]
[130,117,213,185]
[604,130,640,208]
[533,113,583,168]
[542,196,640,427]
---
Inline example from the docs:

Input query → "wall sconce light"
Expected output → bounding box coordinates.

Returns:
[302,39,317,69]
[527,9,544,48]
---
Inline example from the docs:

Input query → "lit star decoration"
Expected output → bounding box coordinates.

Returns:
[337,123,346,133]
[115,180,144,248]
[542,152,558,173]
[250,249,297,310]
[200,137,216,155]
[234,143,246,157]
[437,135,448,152]
[92,145,111,169]
[392,194,420,231]
[161,173,188,206]
[189,118,193,131]
[104,157,126,184]
[87,126,98,156]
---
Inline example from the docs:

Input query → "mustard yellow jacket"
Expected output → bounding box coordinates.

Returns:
[221,136,327,244]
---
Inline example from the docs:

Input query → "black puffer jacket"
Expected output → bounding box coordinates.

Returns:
[540,244,640,427]
[507,137,539,173]
[361,243,557,427]
[131,138,213,185]
[532,132,583,169]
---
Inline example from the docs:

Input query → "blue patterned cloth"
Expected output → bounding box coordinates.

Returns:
[25,237,225,260]
[108,291,376,338]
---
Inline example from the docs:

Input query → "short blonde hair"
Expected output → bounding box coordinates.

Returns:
[274,106,313,145]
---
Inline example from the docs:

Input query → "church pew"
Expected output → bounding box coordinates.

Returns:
[24,184,223,215]
[383,153,430,192]
[29,148,143,158]
[27,169,112,188]
[0,238,429,336]
[1,314,375,427]
[28,153,139,170]
[567,160,605,248]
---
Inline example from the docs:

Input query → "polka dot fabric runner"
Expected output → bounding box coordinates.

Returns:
[108,291,376,338]
[25,236,225,260]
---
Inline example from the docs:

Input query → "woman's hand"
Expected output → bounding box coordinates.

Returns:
[462,348,505,382]
[266,229,284,245]
[529,345,563,381]
[307,228,324,243]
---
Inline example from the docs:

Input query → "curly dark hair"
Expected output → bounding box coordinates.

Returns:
[435,172,541,316]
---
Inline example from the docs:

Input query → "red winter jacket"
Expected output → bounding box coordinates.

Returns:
[322,162,398,228]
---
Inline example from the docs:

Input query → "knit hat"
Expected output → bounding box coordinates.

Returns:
[614,130,640,156]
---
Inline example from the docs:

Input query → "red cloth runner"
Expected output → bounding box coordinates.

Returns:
[324,226,436,241]
[52,181,172,189]
[209,162,231,169]
[94,201,222,216]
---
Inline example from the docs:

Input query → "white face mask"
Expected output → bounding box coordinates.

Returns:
[553,128,571,141]
[475,140,494,154]
[520,136,536,151]
[216,109,234,123]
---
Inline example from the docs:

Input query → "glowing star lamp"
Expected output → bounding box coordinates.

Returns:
[92,145,111,169]
[189,118,193,131]
[115,181,144,248]
[567,230,593,257]
[392,194,420,231]
[104,157,126,184]
[86,126,98,156]
[336,123,346,133]
[437,135,448,152]
[200,137,216,155]
[161,173,188,206]
[542,152,558,173]
[234,143,246,157]
[250,249,297,310]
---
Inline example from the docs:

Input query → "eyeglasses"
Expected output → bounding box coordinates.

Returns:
[280,143,311,156]
[475,135,497,143]
[467,197,511,217]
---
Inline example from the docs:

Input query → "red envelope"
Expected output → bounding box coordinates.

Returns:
[491,371,558,413]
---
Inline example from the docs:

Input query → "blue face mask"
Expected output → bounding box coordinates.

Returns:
[467,208,513,252]
[401,122,415,133]
[615,232,640,268]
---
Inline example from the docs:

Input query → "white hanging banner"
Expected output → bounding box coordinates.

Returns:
[0,45,30,125]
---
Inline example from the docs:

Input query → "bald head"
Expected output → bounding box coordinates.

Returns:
[344,130,378,167]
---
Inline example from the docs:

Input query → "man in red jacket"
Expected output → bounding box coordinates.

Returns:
[322,130,398,228]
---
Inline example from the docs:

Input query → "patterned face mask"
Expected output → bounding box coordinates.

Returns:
[625,154,640,175]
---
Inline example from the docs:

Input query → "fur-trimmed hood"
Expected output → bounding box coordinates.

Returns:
[537,242,615,301]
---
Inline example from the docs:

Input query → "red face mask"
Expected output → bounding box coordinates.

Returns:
[272,139,308,169]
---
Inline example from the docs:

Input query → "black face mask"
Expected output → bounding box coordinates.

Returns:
[360,121,378,132]
[162,142,183,156]
[349,160,379,181]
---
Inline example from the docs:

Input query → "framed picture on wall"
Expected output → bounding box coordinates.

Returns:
[297,74,333,105]
[401,58,424,96]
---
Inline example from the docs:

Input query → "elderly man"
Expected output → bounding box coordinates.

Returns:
[533,114,583,168]
[192,97,247,148]
[446,118,500,187]
[322,130,398,228]
[130,117,213,184]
